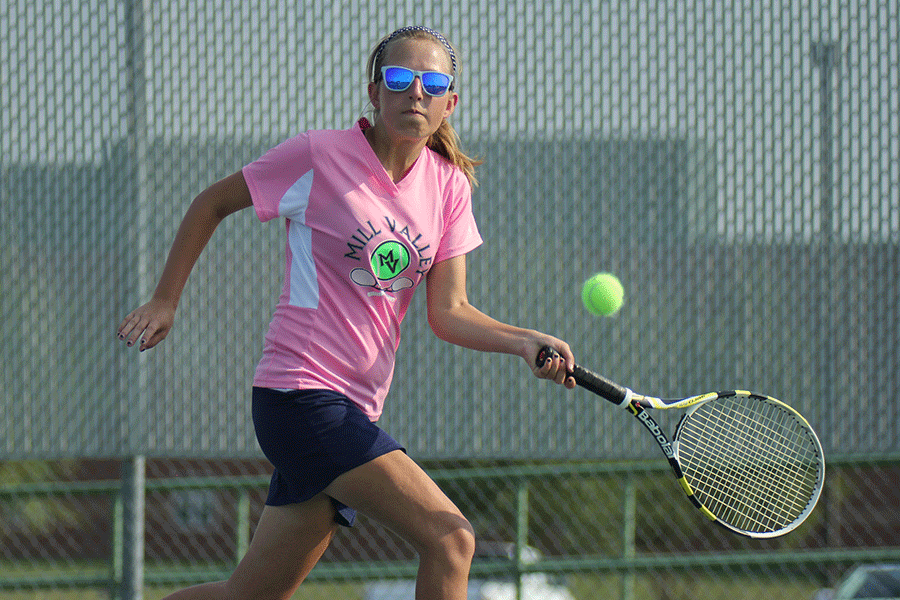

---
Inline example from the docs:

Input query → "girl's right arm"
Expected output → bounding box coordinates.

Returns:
[116,170,253,351]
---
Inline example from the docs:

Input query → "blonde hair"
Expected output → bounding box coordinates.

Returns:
[366,27,482,186]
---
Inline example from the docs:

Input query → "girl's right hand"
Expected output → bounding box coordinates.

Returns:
[116,298,175,352]
[531,340,576,389]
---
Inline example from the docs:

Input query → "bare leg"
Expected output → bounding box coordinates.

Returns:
[325,450,476,600]
[161,493,338,600]
[161,450,473,600]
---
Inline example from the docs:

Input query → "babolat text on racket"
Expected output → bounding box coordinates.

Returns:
[537,346,825,538]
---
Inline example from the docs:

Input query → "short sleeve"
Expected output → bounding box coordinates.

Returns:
[242,132,313,223]
[434,173,483,264]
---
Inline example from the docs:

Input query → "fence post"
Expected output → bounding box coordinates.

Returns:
[110,490,124,600]
[621,473,636,600]
[236,488,251,564]
[120,456,146,600]
[812,40,841,582]
[121,0,148,593]
[515,480,529,600]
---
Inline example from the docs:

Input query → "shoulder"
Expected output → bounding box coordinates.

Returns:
[308,126,358,147]
[422,147,472,195]
[243,131,314,188]
[305,125,370,168]
[309,120,369,150]
[259,121,360,156]
[258,126,356,162]
[270,130,313,155]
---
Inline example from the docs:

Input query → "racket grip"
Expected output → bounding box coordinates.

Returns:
[536,346,632,406]
[571,365,632,406]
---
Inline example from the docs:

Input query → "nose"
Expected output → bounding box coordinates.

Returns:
[407,76,425,98]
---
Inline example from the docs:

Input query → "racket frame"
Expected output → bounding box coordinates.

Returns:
[536,347,825,538]
[670,390,826,538]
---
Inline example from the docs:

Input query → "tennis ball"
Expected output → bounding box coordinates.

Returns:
[582,272,624,316]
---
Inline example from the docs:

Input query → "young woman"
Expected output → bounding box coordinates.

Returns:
[117,26,575,600]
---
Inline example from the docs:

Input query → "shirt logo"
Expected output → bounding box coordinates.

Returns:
[372,240,410,280]
[349,241,413,300]
[345,218,433,301]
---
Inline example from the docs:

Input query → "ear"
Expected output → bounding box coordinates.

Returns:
[443,91,459,118]
[368,82,380,109]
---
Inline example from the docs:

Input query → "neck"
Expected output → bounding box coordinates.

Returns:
[364,123,427,183]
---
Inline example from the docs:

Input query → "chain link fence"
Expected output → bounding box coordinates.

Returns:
[2,0,898,598]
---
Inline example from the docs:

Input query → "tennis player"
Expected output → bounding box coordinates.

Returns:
[117,26,575,600]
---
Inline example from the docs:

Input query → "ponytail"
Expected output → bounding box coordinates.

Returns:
[427,119,482,188]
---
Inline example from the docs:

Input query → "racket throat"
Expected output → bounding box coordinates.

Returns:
[630,403,676,460]
[629,402,717,521]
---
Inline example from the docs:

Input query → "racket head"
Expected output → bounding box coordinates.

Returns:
[671,391,825,538]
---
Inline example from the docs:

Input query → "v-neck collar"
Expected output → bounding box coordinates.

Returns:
[353,118,424,198]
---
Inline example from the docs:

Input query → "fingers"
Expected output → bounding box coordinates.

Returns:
[117,311,141,347]
[140,325,167,351]
[116,302,173,352]
[117,312,152,351]
[534,345,575,388]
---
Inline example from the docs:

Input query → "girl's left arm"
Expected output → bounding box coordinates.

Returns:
[425,255,576,388]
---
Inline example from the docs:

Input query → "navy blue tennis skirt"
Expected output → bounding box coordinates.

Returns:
[251,387,404,527]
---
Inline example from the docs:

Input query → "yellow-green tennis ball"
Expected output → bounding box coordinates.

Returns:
[582,272,624,316]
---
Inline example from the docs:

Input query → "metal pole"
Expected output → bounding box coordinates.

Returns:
[110,492,124,599]
[515,482,529,600]
[812,39,840,579]
[811,41,838,440]
[122,0,148,597]
[120,456,146,600]
[812,41,837,242]
[236,489,251,564]
[621,473,636,600]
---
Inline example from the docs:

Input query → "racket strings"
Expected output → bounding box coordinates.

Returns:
[676,395,823,534]
[682,416,800,532]
[686,401,820,531]
[687,403,818,531]
[707,403,817,513]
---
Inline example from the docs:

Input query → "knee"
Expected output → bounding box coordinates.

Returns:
[448,517,477,562]
[427,514,476,568]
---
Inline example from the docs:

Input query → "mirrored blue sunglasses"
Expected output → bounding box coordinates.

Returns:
[380,66,454,97]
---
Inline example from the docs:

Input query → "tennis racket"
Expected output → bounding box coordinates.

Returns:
[537,346,825,538]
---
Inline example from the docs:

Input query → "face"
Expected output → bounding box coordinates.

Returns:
[368,38,459,143]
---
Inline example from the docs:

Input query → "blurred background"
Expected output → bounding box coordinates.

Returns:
[1,0,898,599]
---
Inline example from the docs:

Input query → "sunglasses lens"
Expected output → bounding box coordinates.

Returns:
[383,67,414,91]
[421,72,451,96]
[382,67,452,96]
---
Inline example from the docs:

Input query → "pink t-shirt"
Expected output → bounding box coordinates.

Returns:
[242,120,483,420]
